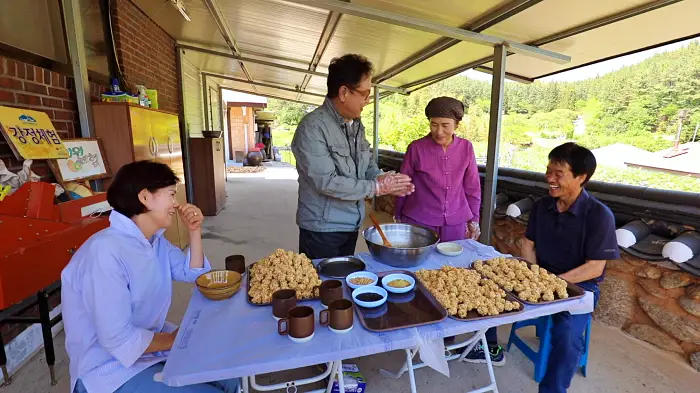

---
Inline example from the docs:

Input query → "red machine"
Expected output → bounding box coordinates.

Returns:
[0,181,109,385]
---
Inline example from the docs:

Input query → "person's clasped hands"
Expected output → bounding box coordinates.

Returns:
[375,171,415,197]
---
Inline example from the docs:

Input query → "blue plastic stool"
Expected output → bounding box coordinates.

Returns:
[506,314,591,383]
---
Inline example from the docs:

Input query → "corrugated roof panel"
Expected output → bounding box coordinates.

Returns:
[304,75,329,95]
[350,0,511,28]
[242,62,314,89]
[483,0,700,79]
[318,15,443,75]
[217,77,324,105]
[219,0,328,63]
[137,0,699,101]
[181,49,248,80]
[388,41,494,86]
[482,0,653,42]
[131,0,228,48]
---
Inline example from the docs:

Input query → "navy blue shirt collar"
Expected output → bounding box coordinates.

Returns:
[547,189,589,216]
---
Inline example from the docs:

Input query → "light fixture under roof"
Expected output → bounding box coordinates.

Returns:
[170,0,192,22]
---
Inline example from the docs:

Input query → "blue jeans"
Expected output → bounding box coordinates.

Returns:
[539,281,600,393]
[74,363,240,393]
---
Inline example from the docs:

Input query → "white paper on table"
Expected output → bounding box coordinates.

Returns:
[417,336,450,378]
[569,291,595,315]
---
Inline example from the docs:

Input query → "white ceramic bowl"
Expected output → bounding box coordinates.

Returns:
[346,271,379,289]
[437,242,464,257]
[381,273,416,294]
[352,286,388,308]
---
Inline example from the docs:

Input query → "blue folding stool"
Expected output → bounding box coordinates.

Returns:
[506,314,591,382]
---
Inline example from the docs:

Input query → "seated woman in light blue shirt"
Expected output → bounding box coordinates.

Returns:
[62,161,240,393]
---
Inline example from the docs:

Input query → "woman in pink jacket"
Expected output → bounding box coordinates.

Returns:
[395,97,504,366]
[394,96,482,242]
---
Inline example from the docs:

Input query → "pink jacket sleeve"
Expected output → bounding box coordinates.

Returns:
[394,143,416,220]
[463,141,481,223]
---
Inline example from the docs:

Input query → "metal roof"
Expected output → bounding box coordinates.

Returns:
[132,0,700,103]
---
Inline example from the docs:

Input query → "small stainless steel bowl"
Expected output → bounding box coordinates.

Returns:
[362,223,439,268]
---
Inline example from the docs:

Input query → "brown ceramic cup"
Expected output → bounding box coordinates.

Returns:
[278,305,315,339]
[272,289,297,319]
[319,280,344,306]
[320,299,354,331]
[225,255,246,275]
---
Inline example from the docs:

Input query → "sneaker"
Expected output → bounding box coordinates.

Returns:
[462,343,506,366]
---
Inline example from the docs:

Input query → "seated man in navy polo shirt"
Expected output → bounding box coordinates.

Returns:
[528,142,619,393]
[464,143,619,392]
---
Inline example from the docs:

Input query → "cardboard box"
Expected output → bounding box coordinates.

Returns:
[331,364,366,393]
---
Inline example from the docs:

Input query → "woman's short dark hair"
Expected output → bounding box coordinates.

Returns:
[107,161,179,218]
[327,54,374,98]
[548,142,597,185]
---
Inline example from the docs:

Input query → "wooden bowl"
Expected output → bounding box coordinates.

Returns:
[196,270,242,301]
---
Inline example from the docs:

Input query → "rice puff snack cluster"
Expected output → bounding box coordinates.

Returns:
[416,266,520,317]
[473,257,568,303]
[248,249,322,304]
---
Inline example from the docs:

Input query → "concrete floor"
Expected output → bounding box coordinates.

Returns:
[4,164,699,392]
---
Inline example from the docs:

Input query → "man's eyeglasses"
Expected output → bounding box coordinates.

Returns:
[350,87,372,101]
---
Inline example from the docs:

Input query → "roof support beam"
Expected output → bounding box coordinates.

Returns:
[480,45,507,245]
[374,0,543,83]
[299,9,344,94]
[281,0,570,64]
[203,72,327,98]
[474,66,533,84]
[62,0,94,138]
[221,87,320,107]
[176,44,408,94]
[202,0,257,92]
[400,0,683,90]
[202,74,211,131]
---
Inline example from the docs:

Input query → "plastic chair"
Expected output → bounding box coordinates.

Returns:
[506,314,591,383]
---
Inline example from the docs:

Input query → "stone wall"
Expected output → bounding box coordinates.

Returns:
[376,195,700,370]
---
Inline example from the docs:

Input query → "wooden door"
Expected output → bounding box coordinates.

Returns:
[129,106,155,161]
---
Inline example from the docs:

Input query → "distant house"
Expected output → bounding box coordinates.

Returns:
[591,143,653,168]
[625,142,700,177]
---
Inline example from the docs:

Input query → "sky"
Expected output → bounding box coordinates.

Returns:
[462,37,699,83]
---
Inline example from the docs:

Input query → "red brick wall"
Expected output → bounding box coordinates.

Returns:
[111,0,179,114]
[0,56,106,179]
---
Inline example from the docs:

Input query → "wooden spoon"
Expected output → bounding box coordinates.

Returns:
[369,213,393,247]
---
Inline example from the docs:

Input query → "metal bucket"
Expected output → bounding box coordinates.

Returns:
[362,223,439,268]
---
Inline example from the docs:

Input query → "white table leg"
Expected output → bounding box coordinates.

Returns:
[405,348,418,393]
[337,359,345,393]
[476,334,499,393]
[379,348,416,379]
[242,376,249,393]
[325,361,340,393]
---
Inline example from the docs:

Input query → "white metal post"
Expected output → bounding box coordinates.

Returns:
[373,87,380,211]
[202,74,210,131]
[61,0,93,138]
[480,45,507,245]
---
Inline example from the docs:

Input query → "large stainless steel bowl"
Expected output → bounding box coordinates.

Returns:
[362,223,440,268]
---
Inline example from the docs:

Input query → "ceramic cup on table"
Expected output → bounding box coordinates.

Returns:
[320,299,354,334]
[278,305,315,343]
[319,279,344,308]
[225,255,246,276]
[272,289,297,321]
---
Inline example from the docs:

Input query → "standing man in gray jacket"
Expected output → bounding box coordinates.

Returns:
[292,54,414,259]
